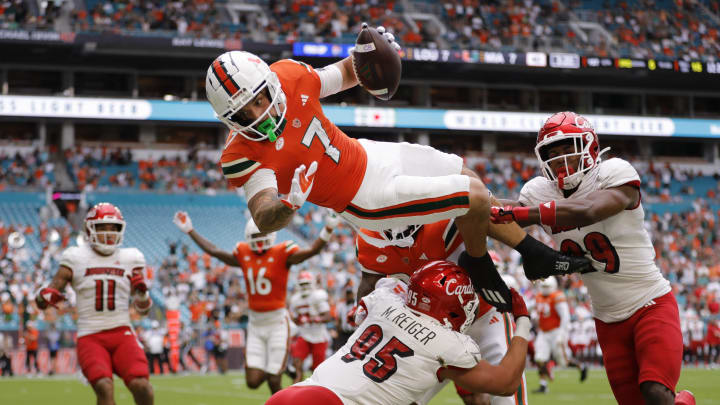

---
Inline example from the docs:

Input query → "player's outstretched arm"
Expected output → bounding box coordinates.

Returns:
[440,289,530,396]
[35,266,72,310]
[173,211,240,267]
[248,188,295,233]
[286,211,340,265]
[491,185,638,228]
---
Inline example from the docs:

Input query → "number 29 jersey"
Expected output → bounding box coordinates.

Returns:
[233,240,299,313]
[519,158,670,323]
[59,244,146,337]
[299,286,481,405]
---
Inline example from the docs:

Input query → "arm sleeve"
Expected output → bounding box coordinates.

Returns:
[220,151,263,188]
[555,300,570,332]
[598,158,641,189]
[58,248,77,276]
[242,168,278,201]
[316,65,344,98]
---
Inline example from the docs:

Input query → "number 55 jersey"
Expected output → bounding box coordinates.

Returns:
[519,158,670,323]
[297,285,482,405]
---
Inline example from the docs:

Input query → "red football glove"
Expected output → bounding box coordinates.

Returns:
[490,206,529,224]
[510,288,529,319]
[129,269,148,294]
[296,314,310,325]
[346,305,359,327]
[37,287,66,309]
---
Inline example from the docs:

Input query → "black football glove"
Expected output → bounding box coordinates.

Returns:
[459,251,512,312]
[515,235,594,281]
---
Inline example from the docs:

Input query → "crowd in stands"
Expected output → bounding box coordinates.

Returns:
[4,0,720,61]
[0,149,55,192]
[1,147,719,375]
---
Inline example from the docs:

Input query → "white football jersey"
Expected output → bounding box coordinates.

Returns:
[520,158,670,323]
[298,286,481,405]
[289,289,331,343]
[59,244,146,337]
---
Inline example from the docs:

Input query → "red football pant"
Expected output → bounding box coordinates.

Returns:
[266,385,343,405]
[77,326,149,386]
[291,337,328,370]
[595,292,682,405]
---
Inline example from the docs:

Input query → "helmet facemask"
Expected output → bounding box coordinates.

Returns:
[217,72,287,142]
[244,218,276,253]
[86,220,124,255]
[536,132,602,191]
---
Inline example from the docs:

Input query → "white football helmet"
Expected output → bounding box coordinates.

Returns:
[538,276,558,296]
[244,218,276,253]
[206,51,287,142]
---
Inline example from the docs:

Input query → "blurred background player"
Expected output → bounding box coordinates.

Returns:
[354,221,528,405]
[492,111,693,405]
[332,288,357,352]
[267,261,531,405]
[531,276,587,394]
[35,202,154,405]
[288,271,332,384]
[47,323,61,376]
[23,320,40,375]
[173,210,339,393]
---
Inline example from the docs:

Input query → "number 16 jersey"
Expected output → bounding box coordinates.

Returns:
[233,240,299,314]
[298,285,481,405]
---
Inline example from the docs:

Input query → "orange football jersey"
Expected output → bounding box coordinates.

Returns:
[233,240,300,312]
[220,59,367,212]
[535,291,566,332]
[356,220,493,317]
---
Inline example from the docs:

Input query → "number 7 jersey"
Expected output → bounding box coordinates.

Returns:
[298,286,481,405]
[519,158,670,323]
[220,59,368,213]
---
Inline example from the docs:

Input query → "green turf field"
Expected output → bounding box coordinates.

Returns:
[0,368,718,404]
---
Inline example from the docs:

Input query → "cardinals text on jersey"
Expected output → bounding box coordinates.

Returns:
[220,60,367,212]
[60,244,145,337]
[519,158,670,322]
[298,286,481,405]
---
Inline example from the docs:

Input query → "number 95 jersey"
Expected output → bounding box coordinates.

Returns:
[60,244,146,337]
[519,158,670,323]
[298,286,481,405]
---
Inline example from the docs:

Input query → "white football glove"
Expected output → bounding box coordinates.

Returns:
[375,25,401,52]
[173,211,193,233]
[324,210,341,230]
[351,23,402,54]
[281,161,318,211]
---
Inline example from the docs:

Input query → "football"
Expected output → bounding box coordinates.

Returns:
[352,25,402,101]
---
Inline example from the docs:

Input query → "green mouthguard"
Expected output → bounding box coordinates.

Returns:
[257,117,278,142]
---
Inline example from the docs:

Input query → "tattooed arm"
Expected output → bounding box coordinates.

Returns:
[247,188,296,233]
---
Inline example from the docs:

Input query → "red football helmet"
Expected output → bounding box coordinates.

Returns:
[297,271,314,296]
[84,202,125,255]
[406,260,479,333]
[535,111,608,190]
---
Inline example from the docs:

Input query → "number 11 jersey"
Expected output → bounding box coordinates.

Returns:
[60,244,146,337]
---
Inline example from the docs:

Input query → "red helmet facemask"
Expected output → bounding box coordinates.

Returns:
[406,261,479,333]
[535,112,609,191]
[85,203,125,255]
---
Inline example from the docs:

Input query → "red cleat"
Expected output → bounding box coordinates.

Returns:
[675,390,696,405]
